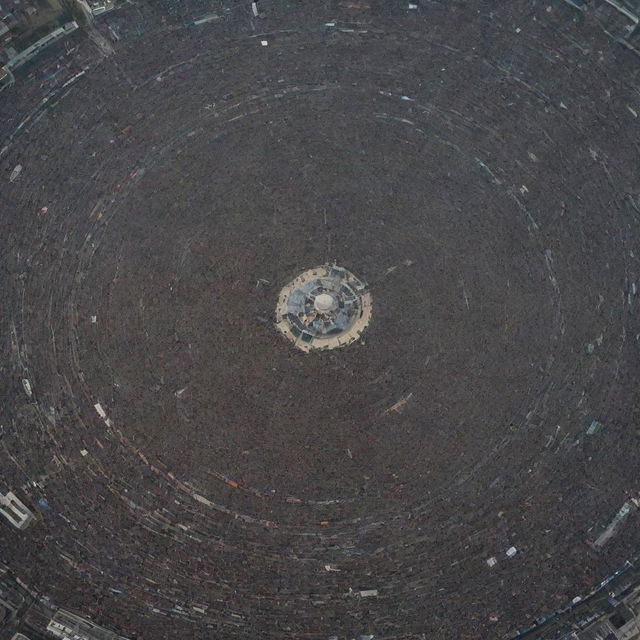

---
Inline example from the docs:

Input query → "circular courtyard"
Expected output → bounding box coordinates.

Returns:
[1,1,640,639]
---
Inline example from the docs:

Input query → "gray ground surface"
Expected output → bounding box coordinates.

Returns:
[1,1,640,638]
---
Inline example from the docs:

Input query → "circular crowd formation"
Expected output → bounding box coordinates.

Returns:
[1,1,640,639]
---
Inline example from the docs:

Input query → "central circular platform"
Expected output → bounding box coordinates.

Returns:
[275,265,372,351]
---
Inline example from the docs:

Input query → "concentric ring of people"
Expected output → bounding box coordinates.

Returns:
[1,1,640,640]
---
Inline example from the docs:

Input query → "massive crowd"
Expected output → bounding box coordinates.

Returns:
[1,2,640,639]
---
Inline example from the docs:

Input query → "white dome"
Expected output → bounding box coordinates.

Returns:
[314,293,336,312]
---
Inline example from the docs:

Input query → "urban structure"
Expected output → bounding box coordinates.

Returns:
[275,265,372,352]
[1,1,640,639]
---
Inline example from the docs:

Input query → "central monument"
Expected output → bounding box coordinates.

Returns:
[275,265,372,352]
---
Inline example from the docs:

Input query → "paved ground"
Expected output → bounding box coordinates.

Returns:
[1,1,640,638]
